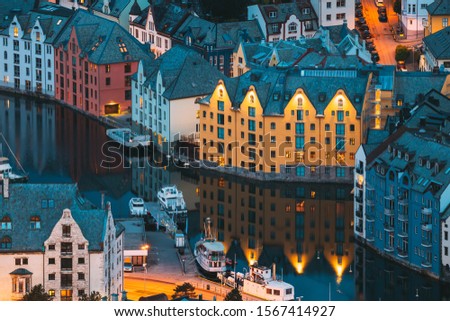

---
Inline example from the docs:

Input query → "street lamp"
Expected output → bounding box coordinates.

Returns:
[141,244,149,294]
[143,263,147,294]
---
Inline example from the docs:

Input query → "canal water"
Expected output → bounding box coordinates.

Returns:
[0,93,448,301]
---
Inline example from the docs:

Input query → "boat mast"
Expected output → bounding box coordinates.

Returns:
[0,133,26,174]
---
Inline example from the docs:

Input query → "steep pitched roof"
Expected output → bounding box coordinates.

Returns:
[426,0,450,15]
[151,2,189,35]
[54,9,154,65]
[423,26,450,60]
[215,20,264,49]
[0,184,109,252]
[91,0,132,18]
[256,0,318,24]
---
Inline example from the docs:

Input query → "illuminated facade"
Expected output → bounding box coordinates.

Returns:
[198,172,354,279]
[424,0,450,36]
[53,10,153,117]
[198,69,371,181]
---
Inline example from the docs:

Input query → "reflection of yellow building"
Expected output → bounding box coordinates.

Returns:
[198,171,354,278]
[424,0,450,36]
[198,69,372,180]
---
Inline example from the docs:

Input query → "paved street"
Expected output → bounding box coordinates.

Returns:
[359,0,422,67]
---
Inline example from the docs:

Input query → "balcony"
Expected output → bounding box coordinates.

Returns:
[60,251,72,256]
[384,208,394,216]
[398,213,409,222]
[383,223,394,232]
[421,223,432,232]
[421,207,432,215]
[356,210,363,218]
[366,235,375,242]
[366,185,374,191]
[384,245,394,252]
[356,182,364,189]
[355,196,363,203]
[397,248,408,258]
[398,197,408,206]
[355,166,363,174]
[421,260,432,268]
[397,230,408,238]
[384,195,395,200]
[366,214,375,222]
[366,199,375,207]
[421,239,432,248]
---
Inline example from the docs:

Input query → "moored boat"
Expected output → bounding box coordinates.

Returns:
[157,186,187,215]
[0,157,28,183]
[194,218,226,278]
[218,263,295,301]
[106,128,151,148]
[129,197,146,216]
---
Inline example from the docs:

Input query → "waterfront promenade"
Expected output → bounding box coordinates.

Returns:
[124,230,260,301]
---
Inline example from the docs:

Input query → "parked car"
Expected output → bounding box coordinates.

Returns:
[362,30,373,39]
[377,5,386,13]
[124,262,133,272]
[372,53,380,62]
[397,60,407,71]
[355,2,363,9]
[375,0,384,6]
[367,43,376,51]
[356,17,366,25]
[359,24,370,31]
[378,13,388,22]
[356,9,363,17]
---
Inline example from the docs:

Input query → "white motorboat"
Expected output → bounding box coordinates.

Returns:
[106,128,151,148]
[0,157,28,182]
[194,218,226,277]
[218,263,295,301]
[129,197,146,216]
[157,186,187,215]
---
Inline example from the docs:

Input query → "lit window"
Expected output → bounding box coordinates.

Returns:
[30,216,41,229]
[13,27,18,37]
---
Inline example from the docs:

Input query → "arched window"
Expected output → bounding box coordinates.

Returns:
[13,27,18,37]
[219,88,223,98]
[1,236,12,249]
[297,97,303,107]
[30,216,41,230]
[402,176,409,186]
[337,98,344,107]
[1,216,12,230]
[288,22,297,33]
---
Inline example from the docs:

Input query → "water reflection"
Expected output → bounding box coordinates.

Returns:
[193,170,355,300]
[0,92,448,300]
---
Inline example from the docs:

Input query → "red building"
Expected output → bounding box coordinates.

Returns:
[53,10,153,117]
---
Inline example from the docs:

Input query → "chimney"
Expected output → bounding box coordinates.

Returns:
[198,294,203,301]
[121,291,128,301]
[111,293,118,301]
[1,174,9,199]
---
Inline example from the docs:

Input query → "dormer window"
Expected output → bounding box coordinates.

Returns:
[30,216,41,230]
[397,150,401,158]
[435,163,440,173]
[303,8,310,14]
[1,216,12,230]
[427,161,431,169]
[388,145,392,152]
[419,158,423,166]
[405,153,409,161]
[1,236,12,249]
[269,11,277,18]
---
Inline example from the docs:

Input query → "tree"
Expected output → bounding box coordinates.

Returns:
[79,291,102,301]
[395,45,411,62]
[22,284,52,301]
[224,288,243,301]
[393,0,402,15]
[172,282,196,299]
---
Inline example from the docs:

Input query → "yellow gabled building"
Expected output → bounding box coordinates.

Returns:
[424,0,450,36]
[198,69,372,182]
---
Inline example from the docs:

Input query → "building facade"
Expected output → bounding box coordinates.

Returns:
[53,10,153,117]
[354,90,450,279]
[131,46,224,152]
[91,0,149,30]
[198,68,372,181]
[424,0,450,36]
[0,4,73,96]
[401,0,434,38]
[0,181,124,301]
[421,26,450,72]
[310,0,355,30]
[247,1,319,42]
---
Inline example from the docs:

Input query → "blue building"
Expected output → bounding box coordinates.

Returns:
[354,90,450,279]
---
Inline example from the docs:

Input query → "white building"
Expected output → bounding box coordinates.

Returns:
[131,46,224,153]
[247,0,319,42]
[129,1,190,57]
[0,4,73,96]
[310,0,355,30]
[421,26,450,72]
[0,180,124,301]
[91,0,150,30]
[401,0,434,38]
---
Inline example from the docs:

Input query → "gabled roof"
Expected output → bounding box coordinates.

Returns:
[255,0,318,24]
[172,14,216,46]
[131,6,149,28]
[0,184,112,252]
[91,0,132,18]
[142,46,224,100]
[216,20,264,49]
[423,26,450,60]
[426,0,450,15]
[130,0,142,16]
[54,9,153,65]
[151,2,189,36]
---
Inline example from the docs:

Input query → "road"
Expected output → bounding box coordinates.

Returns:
[360,0,398,65]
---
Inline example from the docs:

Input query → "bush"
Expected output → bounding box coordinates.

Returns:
[395,45,411,62]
